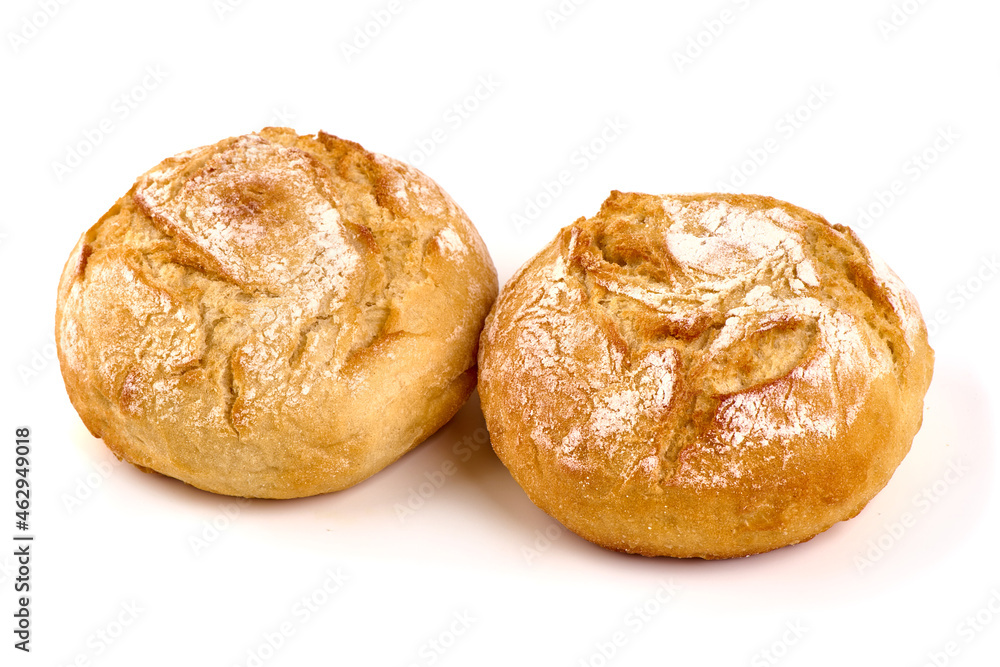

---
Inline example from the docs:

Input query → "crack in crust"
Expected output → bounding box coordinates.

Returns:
[112,131,401,437]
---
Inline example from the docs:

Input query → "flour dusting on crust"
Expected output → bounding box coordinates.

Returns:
[55,128,499,499]
[482,192,925,491]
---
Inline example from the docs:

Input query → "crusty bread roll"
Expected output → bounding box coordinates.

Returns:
[479,192,933,558]
[56,128,498,499]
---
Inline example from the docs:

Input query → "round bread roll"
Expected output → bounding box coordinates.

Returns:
[479,192,933,558]
[56,128,498,499]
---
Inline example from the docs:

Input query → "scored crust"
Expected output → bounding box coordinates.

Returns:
[478,192,933,558]
[56,128,498,499]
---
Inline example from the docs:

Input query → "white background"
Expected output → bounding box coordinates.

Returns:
[2,0,998,665]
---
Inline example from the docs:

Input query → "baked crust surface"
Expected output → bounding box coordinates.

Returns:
[56,128,498,498]
[478,192,933,558]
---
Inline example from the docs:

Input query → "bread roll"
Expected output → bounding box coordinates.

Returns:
[478,192,933,558]
[56,128,498,499]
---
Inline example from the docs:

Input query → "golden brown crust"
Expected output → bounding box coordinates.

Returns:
[56,127,498,498]
[478,192,933,558]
